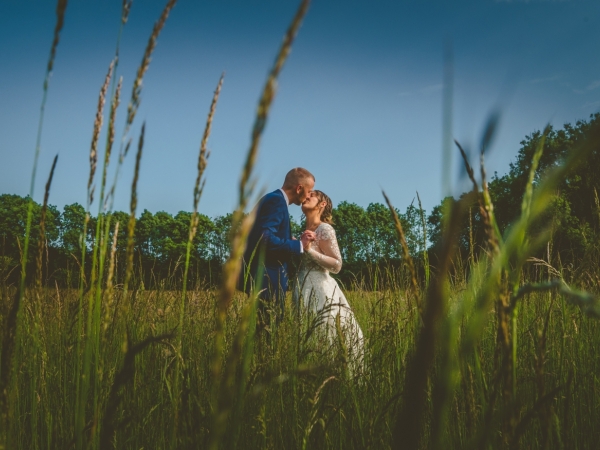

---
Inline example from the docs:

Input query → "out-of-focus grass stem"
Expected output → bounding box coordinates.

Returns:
[416,191,430,289]
[124,123,145,297]
[173,73,223,436]
[36,155,59,289]
[107,0,177,212]
[209,1,311,448]
[382,191,421,317]
[508,128,548,400]
[1,1,67,445]
[441,41,453,198]
[76,59,114,449]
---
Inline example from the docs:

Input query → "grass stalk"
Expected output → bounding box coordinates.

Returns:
[103,220,119,335]
[441,41,453,197]
[508,127,548,402]
[100,331,175,450]
[124,0,176,137]
[29,156,59,450]
[391,197,465,448]
[416,191,430,289]
[0,1,67,445]
[123,123,145,297]
[209,1,311,448]
[382,191,421,316]
[107,0,177,212]
[76,59,115,450]
[173,73,223,435]
[36,155,59,289]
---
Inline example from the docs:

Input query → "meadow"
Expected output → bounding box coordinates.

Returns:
[1,0,600,449]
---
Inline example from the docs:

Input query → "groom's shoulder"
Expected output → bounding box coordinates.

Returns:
[260,190,285,206]
[265,189,283,199]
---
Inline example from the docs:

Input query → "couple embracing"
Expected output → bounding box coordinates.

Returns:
[238,168,364,361]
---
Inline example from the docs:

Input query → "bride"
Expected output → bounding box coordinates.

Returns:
[293,190,364,366]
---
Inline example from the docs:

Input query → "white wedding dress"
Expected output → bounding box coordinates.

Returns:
[293,223,364,366]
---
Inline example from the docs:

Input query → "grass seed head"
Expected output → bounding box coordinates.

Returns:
[88,60,114,207]
[125,0,177,134]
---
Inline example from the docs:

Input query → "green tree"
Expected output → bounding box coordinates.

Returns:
[363,203,398,261]
[489,113,600,259]
[333,201,371,263]
[209,213,233,263]
[0,194,60,283]
[60,203,89,255]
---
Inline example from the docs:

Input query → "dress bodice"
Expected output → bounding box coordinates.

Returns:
[301,223,343,274]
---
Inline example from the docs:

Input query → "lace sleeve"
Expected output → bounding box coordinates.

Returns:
[307,224,343,274]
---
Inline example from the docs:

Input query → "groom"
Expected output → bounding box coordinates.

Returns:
[238,167,316,318]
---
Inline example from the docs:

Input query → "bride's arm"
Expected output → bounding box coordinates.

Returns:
[306,225,343,274]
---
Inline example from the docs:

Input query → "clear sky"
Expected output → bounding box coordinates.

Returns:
[1,0,599,220]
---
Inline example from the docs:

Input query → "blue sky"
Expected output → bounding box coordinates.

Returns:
[1,0,599,221]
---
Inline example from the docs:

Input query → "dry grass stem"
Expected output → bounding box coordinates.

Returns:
[456,139,499,254]
[103,220,119,332]
[124,123,145,294]
[239,0,311,208]
[100,332,175,450]
[88,60,114,207]
[392,199,464,448]
[99,77,123,215]
[214,0,311,352]
[103,76,122,193]
[302,376,337,449]
[121,0,132,25]
[382,190,420,311]
[210,3,311,448]
[125,0,177,135]
[172,72,224,436]
[3,2,68,436]
[416,191,430,287]
[193,72,224,215]
[46,0,68,85]
[36,155,59,288]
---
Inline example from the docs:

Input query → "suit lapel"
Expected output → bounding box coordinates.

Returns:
[276,189,291,239]
[283,201,291,239]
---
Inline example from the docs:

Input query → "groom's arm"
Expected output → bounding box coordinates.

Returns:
[258,196,302,255]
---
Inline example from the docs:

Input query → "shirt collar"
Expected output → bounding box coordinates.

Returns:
[279,188,290,206]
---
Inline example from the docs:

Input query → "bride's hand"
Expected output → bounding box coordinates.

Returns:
[301,230,315,250]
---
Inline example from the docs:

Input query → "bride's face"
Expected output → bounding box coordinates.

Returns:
[301,191,322,215]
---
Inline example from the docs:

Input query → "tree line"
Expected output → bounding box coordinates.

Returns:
[429,113,600,276]
[0,193,425,289]
[2,113,599,289]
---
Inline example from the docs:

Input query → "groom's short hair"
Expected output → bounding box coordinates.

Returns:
[283,167,315,188]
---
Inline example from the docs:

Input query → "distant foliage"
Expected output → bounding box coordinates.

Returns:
[0,195,424,289]
[428,113,600,274]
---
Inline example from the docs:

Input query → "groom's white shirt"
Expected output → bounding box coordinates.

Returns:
[279,188,289,206]
[279,188,303,253]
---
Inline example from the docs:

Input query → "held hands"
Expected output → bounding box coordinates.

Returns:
[300,230,316,250]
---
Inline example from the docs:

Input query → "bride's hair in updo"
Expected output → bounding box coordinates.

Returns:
[313,190,334,224]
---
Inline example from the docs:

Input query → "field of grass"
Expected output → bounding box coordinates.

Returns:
[2,281,599,449]
[1,0,600,449]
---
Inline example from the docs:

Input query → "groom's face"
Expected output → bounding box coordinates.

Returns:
[292,178,314,205]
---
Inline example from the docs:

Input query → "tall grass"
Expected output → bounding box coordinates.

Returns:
[0,0,67,447]
[172,72,223,440]
[2,0,600,449]
[210,2,310,448]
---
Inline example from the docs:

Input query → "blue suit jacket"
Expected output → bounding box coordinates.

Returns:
[238,190,302,302]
